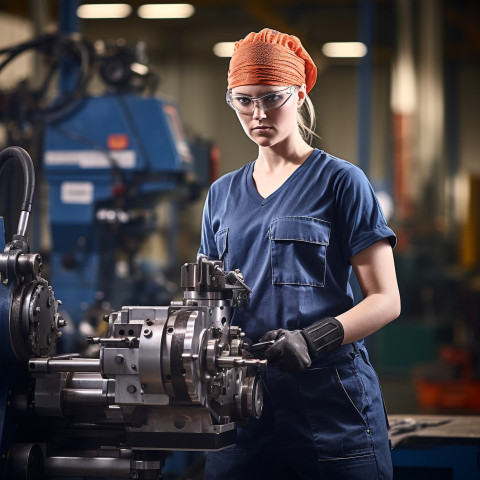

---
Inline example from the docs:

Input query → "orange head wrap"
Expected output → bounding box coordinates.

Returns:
[227,28,317,94]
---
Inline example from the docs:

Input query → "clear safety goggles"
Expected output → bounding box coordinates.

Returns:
[226,86,295,114]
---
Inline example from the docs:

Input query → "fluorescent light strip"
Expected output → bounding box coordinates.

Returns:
[322,42,367,58]
[213,42,235,58]
[138,4,195,19]
[77,3,132,19]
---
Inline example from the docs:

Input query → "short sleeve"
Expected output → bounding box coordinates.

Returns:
[333,166,396,261]
[198,188,219,260]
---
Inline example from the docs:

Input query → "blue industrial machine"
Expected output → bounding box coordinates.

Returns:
[0,33,214,352]
[43,92,204,346]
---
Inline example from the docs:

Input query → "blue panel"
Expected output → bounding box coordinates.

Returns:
[392,445,480,480]
[49,185,96,224]
[0,281,15,364]
[43,94,186,176]
[47,182,112,224]
[0,217,16,364]
[122,95,183,171]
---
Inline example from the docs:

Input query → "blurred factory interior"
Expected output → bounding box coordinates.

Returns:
[0,0,480,478]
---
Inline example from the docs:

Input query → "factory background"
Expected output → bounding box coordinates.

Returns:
[0,0,480,478]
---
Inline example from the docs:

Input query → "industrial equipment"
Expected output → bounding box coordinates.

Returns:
[0,34,215,351]
[43,89,204,342]
[0,146,264,479]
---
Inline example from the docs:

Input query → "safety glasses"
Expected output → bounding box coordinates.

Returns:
[226,86,295,114]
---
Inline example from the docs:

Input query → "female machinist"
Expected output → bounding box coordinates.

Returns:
[198,28,400,480]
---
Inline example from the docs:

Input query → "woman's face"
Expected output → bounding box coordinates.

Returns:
[230,84,306,149]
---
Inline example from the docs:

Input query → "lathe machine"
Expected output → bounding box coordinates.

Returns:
[0,146,264,479]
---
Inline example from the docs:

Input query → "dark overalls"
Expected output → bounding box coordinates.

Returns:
[205,342,392,480]
[199,150,397,479]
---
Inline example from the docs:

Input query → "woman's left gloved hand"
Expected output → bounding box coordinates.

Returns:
[258,318,344,373]
[259,329,312,373]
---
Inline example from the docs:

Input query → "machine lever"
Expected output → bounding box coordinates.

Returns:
[243,340,275,359]
[87,336,139,347]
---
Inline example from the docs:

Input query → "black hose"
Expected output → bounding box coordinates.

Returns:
[0,33,94,125]
[0,146,35,213]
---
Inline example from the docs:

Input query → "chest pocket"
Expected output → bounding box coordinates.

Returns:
[215,227,229,271]
[269,216,330,287]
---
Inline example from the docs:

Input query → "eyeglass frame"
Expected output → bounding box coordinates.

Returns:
[226,86,296,114]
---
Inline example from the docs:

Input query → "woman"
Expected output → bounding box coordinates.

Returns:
[199,28,400,480]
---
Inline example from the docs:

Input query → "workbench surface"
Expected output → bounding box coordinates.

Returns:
[389,414,480,447]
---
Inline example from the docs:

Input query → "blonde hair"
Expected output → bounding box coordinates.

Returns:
[297,94,318,145]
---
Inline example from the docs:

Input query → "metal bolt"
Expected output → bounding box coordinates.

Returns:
[127,385,137,394]
[115,354,125,364]
[143,328,152,337]
[131,364,137,370]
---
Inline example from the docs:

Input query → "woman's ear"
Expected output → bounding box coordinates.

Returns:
[297,84,307,107]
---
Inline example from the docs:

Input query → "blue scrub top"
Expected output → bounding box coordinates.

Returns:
[199,149,396,343]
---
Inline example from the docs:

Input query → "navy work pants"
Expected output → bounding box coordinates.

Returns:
[204,342,393,480]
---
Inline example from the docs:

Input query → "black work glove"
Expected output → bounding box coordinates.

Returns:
[259,329,311,373]
[259,318,344,374]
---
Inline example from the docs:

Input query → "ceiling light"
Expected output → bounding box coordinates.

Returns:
[213,42,235,58]
[321,42,367,58]
[77,3,132,19]
[131,62,149,76]
[138,4,195,19]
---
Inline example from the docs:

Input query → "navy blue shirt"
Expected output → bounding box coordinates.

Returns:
[199,149,396,343]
